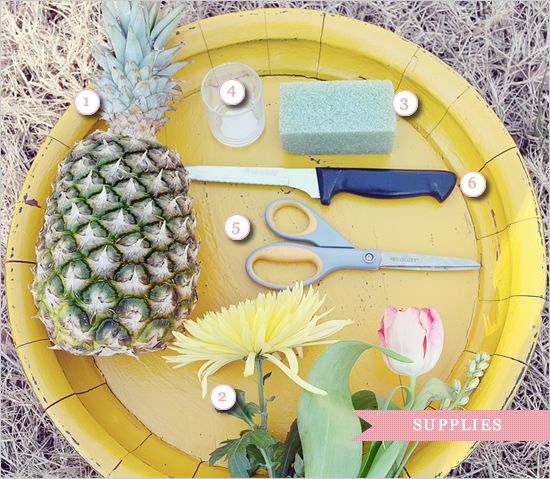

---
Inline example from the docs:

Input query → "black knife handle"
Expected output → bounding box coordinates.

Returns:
[315,168,457,205]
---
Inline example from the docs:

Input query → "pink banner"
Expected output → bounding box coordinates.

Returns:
[354,410,550,442]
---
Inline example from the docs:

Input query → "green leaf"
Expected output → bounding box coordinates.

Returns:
[352,390,378,411]
[352,390,378,432]
[217,389,259,428]
[365,441,405,478]
[209,437,239,467]
[358,441,382,478]
[412,378,454,410]
[297,341,409,477]
[299,341,394,478]
[208,428,279,478]
[293,452,304,477]
[278,420,301,478]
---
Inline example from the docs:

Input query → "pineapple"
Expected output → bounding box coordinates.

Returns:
[32,1,199,355]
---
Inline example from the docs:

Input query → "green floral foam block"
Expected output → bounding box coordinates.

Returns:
[279,79,396,155]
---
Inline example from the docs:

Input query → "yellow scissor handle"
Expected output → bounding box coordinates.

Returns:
[265,199,318,238]
[245,243,325,290]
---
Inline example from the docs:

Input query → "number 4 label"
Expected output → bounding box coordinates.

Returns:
[220,79,246,106]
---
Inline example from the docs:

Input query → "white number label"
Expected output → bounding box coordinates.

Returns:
[210,384,237,410]
[225,214,250,241]
[220,79,246,106]
[74,89,100,116]
[460,172,487,198]
[392,90,418,117]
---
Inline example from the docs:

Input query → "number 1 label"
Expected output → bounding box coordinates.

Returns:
[74,89,100,115]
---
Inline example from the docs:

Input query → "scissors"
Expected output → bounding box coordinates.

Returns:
[245,199,480,290]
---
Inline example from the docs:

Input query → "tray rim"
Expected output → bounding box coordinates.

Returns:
[6,7,546,478]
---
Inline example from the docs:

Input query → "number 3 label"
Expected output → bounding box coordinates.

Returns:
[210,384,236,411]
[225,214,250,241]
[460,172,487,198]
[393,90,418,117]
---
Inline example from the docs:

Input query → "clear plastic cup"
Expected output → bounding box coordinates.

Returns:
[201,62,265,147]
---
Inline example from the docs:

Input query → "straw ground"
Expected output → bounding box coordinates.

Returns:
[1,1,548,477]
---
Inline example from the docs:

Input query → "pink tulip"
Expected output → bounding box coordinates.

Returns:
[378,307,444,377]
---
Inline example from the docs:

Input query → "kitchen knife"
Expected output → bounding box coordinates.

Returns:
[186,166,457,205]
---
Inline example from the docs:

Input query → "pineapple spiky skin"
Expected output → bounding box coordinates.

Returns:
[32,2,201,355]
[33,131,200,355]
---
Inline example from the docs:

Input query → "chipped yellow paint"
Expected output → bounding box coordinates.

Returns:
[5,263,48,345]
[18,136,69,205]
[6,203,44,263]
[55,351,105,392]
[477,217,546,300]
[265,8,324,75]
[47,395,130,477]
[78,385,151,452]
[109,453,168,478]
[199,10,270,73]
[194,462,231,478]
[5,8,546,479]
[16,340,75,409]
[396,48,472,138]
[318,13,418,84]
[131,434,201,478]
[48,105,99,148]
[169,22,212,97]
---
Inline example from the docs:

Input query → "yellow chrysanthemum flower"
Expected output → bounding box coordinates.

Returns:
[164,283,352,397]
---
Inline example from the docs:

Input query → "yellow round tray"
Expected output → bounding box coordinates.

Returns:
[6,8,546,478]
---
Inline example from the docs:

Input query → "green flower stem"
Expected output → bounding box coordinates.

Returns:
[255,355,275,477]
[406,376,416,408]
[255,355,268,430]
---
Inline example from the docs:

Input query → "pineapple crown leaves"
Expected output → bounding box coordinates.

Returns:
[93,0,189,139]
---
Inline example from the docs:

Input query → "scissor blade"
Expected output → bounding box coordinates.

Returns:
[186,166,321,199]
[380,252,480,271]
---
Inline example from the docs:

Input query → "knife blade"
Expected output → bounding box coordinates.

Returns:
[186,166,457,205]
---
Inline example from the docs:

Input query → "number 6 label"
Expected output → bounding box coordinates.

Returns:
[225,214,250,241]
[460,172,487,198]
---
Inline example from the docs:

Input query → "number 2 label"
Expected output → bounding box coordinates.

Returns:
[210,385,236,410]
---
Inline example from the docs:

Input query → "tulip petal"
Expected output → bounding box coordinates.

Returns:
[384,308,426,376]
[417,308,444,375]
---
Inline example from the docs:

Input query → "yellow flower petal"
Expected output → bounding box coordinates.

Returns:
[165,283,351,396]
[243,352,256,377]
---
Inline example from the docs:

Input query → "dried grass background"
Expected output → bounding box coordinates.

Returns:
[1,1,548,477]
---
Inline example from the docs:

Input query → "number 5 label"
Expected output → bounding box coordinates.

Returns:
[225,214,251,241]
